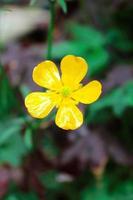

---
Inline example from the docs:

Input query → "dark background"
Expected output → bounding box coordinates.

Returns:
[0,0,133,199]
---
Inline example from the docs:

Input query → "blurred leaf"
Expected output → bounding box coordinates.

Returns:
[85,48,109,76]
[40,170,61,190]
[58,0,67,13]
[0,117,25,145]
[69,23,106,48]
[0,117,27,166]
[81,186,112,200]
[81,177,133,200]
[0,134,27,166]
[5,191,39,200]
[53,23,109,76]
[20,85,31,98]
[5,196,18,200]
[24,128,33,150]
[0,66,18,117]
[52,41,88,58]
[0,132,27,166]
[113,180,133,200]
[107,28,133,52]
[42,134,60,159]
[86,81,133,123]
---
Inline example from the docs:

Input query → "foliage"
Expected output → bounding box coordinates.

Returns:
[0,67,18,118]
[5,191,39,200]
[0,117,28,166]
[86,81,133,123]
[0,0,133,199]
[58,0,67,14]
[81,178,133,200]
[52,23,109,76]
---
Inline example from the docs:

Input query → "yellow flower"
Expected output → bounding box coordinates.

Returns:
[25,55,102,130]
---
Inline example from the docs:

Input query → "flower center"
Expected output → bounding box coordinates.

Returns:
[61,87,71,97]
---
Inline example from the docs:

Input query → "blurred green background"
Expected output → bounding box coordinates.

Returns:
[0,0,133,199]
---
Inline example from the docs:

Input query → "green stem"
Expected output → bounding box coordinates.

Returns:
[30,0,56,150]
[46,0,55,60]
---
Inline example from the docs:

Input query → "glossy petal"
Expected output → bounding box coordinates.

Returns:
[33,61,62,90]
[55,99,83,130]
[61,55,88,90]
[25,92,61,118]
[71,80,102,104]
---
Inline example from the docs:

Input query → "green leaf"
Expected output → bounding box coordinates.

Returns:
[81,186,112,200]
[113,180,133,200]
[0,132,27,166]
[86,81,133,123]
[5,196,18,200]
[24,128,33,150]
[58,0,67,14]
[85,48,109,76]
[52,41,88,58]
[69,23,106,48]
[40,170,61,190]
[0,66,18,117]
[42,134,60,159]
[5,191,39,200]
[107,28,133,52]
[20,85,31,98]
[0,117,28,166]
[0,117,25,145]
[52,23,109,76]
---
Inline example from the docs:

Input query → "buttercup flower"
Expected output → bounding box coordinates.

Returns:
[25,55,102,130]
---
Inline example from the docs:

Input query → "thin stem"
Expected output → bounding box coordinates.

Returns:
[31,1,56,150]
[46,0,55,60]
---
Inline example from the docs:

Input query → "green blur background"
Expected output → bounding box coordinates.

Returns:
[0,0,133,200]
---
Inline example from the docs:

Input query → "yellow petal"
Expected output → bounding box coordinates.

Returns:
[55,99,83,130]
[61,55,88,90]
[25,92,61,119]
[71,80,102,104]
[33,61,62,90]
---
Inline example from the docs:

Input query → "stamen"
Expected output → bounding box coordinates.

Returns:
[61,87,71,97]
